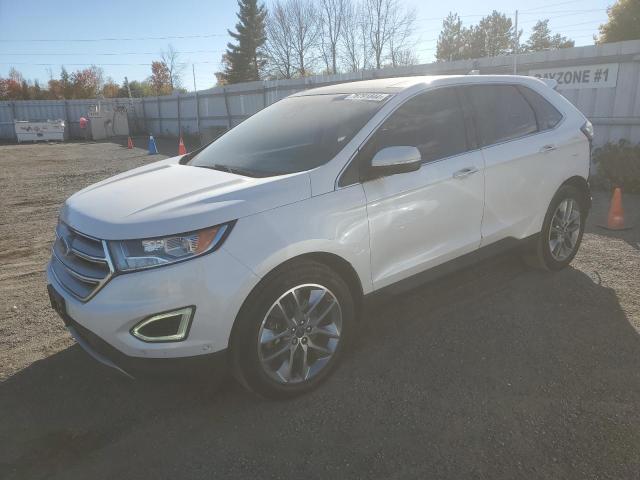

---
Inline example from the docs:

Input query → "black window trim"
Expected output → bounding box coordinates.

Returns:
[516,84,564,133]
[336,81,567,189]
[459,83,566,151]
[336,85,478,188]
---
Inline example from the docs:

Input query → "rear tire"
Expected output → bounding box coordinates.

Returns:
[524,185,586,271]
[231,260,355,399]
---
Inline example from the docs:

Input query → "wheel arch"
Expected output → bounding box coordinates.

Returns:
[560,175,591,211]
[228,251,365,361]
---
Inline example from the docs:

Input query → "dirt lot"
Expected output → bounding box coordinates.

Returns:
[1,141,640,479]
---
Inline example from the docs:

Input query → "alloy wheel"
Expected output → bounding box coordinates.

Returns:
[257,283,342,384]
[548,198,581,261]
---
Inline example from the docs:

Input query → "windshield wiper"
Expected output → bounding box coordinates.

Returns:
[199,164,266,178]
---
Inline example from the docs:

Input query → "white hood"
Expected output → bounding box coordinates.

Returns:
[61,157,311,240]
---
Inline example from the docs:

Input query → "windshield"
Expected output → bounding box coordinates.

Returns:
[187,93,390,177]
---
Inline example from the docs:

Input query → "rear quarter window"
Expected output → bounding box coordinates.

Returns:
[517,86,564,131]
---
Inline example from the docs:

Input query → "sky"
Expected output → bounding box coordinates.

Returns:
[0,0,611,91]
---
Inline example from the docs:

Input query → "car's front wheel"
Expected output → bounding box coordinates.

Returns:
[231,260,355,398]
[525,184,587,271]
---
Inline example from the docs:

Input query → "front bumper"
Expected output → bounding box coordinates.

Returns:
[47,245,259,366]
[59,308,227,378]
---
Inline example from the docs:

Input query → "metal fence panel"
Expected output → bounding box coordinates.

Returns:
[2,39,639,146]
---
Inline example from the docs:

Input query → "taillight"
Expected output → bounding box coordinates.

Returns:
[581,120,594,142]
[581,120,594,176]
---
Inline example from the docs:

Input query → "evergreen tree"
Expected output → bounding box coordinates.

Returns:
[478,11,514,57]
[525,20,574,52]
[218,0,267,85]
[436,13,465,61]
[60,67,73,99]
[598,0,640,43]
[437,10,519,61]
[461,25,487,59]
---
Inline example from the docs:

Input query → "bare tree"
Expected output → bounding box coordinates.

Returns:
[387,6,417,67]
[341,1,362,71]
[161,44,186,91]
[340,0,370,72]
[363,0,416,69]
[286,0,319,76]
[318,0,347,74]
[265,1,295,78]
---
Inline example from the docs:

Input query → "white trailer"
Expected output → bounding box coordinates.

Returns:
[14,120,66,143]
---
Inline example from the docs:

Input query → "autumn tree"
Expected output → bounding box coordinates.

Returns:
[218,0,268,84]
[102,78,120,97]
[0,68,24,99]
[598,0,640,43]
[70,66,104,98]
[150,61,172,95]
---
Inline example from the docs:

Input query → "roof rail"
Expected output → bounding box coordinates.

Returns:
[540,78,558,90]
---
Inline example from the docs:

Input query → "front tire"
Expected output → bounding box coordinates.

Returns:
[524,184,586,271]
[231,260,355,399]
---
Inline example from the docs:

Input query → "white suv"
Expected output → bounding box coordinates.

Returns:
[47,75,592,398]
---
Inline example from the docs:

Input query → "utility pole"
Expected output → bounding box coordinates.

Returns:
[513,9,519,75]
[124,76,137,133]
[192,64,201,139]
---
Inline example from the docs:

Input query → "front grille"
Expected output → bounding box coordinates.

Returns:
[50,221,113,301]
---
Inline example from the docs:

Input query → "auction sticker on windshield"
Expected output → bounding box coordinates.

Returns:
[344,93,391,102]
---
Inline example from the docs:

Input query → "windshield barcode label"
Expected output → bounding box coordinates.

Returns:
[344,93,390,102]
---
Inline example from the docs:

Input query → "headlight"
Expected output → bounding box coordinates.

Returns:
[109,222,234,272]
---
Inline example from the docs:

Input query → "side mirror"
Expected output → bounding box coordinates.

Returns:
[368,146,422,178]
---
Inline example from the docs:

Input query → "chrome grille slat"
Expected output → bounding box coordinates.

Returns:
[70,246,106,264]
[70,234,107,260]
[50,221,114,302]
[52,249,102,283]
[51,256,96,299]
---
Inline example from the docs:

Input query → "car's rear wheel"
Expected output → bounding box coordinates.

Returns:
[231,260,354,398]
[524,185,586,271]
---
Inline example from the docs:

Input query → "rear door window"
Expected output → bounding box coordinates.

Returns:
[518,86,563,131]
[466,85,538,147]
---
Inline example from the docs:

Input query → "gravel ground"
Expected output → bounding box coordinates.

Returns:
[1,141,639,479]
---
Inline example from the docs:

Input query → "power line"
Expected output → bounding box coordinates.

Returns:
[0,33,227,43]
[1,49,224,56]
[520,0,585,13]
[0,61,221,66]
[519,7,606,16]
[0,7,607,43]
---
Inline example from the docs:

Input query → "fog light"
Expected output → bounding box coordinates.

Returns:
[131,307,195,343]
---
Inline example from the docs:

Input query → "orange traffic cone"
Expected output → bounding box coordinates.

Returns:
[600,187,632,230]
[178,136,187,155]
[127,136,134,149]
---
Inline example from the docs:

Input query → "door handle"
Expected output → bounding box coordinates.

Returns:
[540,144,556,152]
[452,167,479,179]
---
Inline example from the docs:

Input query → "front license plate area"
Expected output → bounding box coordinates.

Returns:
[47,284,68,323]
